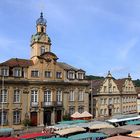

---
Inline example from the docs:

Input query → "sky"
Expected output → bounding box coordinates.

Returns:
[0,0,140,79]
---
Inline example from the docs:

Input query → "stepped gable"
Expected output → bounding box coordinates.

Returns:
[0,58,33,67]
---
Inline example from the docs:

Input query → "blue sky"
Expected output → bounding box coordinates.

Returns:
[0,0,140,79]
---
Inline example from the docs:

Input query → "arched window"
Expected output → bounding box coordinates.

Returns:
[40,46,45,55]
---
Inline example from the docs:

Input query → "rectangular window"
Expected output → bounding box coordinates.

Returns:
[14,90,20,103]
[78,107,84,113]
[56,90,62,102]
[56,72,62,79]
[13,68,21,77]
[1,68,9,76]
[68,71,75,79]
[13,111,20,124]
[45,71,52,78]
[0,111,8,125]
[0,89,7,103]
[77,73,84,80]
[69,90,74,101]
[31,70,39,77]
[44,90,51,102]
[78,91,84,101]
[31,90,38,102]
[109,98,112,104]
[69,107,75,115]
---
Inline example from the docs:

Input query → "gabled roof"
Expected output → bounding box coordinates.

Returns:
[114,79,126,91]
[57,62,85,72]
[0,58,33,67]
[91,79,104,92]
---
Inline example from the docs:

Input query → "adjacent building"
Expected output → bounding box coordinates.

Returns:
[90,71,137,119]
[0,13,89,129]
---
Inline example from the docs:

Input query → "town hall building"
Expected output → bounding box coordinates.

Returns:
[0,13,89,129]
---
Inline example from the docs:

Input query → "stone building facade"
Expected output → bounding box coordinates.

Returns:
[0,13,89,129]
[90,71,137,119]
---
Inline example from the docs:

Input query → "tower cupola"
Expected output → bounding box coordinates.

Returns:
[36,12,47,33]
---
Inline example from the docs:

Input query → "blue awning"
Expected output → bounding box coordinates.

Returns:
[68,132,108,139]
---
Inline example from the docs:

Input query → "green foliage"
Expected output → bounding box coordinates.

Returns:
[86,75,104,80]
[63,113,71,121]
[22,118,31,127]
[133,79,140,87]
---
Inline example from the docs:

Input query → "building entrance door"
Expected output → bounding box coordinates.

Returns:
[30,112,37,126]
[44,111,51,126]
[56,110,62,123]
[109,109,112,116]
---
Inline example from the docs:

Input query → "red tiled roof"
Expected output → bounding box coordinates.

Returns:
[0,58,33,67]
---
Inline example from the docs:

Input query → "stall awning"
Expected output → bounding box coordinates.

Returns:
[126,120,140,125]
[104,135,140,140]
[128,130,140,138]
[97,128,131,136]
[68,132,107,139]
[80,111,93,117]
[54,127,86,136]
[89,123,114,130]
[71,112,81,118]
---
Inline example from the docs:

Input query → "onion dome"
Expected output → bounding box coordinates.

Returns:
[36,12,47,26]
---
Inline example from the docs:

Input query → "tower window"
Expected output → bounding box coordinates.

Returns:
[40,46,45,55]
[41,27,44,33]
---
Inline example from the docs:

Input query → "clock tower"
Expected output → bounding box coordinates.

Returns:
[30,12,51,63]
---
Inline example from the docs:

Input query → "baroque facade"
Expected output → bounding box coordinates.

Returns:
[90,71,137,119]
[0,13,89,128]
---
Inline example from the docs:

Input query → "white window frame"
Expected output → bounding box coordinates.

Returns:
[1,67,9,76]
[13,89,20,103]
[31,70,39,77]
[78,90,84,101]
[68,71,75,79]
[69,90,74,101]
[0,89,7,103]
[45,71,52,78]
[77,72,84,80]
[13,68,22,77]
[0,111,7,125]
[56,90,62,102]
[31,90,38,102]
[13,111,20,124]
[44,89,52,102]
[56,72,62,79]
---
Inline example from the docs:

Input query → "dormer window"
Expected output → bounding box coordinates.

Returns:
[0,68,9,76]
[77,72,84,80]
[45,71,52,78]
[13,68,22,77]
[40,46,45,55]
[56,72,62,79]
[31,70,39,77]
[68,71,75,79]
